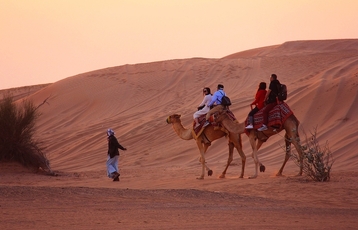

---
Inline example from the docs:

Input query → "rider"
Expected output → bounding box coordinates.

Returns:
[193,87,212,128]
[245,82,267,129]
[257,74,281,131]
[203,84,226,127]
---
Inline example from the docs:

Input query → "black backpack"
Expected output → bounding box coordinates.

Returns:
[219,92,232,106]
[277,84,287,101]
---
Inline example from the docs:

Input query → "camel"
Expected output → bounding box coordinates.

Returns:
[166,114,246,179]
[213,107,303,179]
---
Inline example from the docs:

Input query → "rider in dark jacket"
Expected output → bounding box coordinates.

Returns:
[257,74,281,131]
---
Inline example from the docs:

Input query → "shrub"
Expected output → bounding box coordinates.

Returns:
[0,94,52,174]
[290,127,334,182]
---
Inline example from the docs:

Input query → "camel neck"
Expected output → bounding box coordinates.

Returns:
[172,122,193,140]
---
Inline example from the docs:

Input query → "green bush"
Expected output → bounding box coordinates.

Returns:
[0,94,52,173]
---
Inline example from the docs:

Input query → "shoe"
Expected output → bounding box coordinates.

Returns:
[111,171,119,178]
[112,172,120,181]
[257,124,268,131]
[245,124,253,129]
[203,120,210,127]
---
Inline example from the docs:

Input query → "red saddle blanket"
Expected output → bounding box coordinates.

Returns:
[245,102,293,130]
[193,109,236,134]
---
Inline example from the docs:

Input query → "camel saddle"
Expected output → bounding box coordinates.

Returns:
[245,102,293,132]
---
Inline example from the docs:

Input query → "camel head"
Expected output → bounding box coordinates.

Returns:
[166,114,193,140]
[213,108,246,134]
[166,114,181,124]
[212,108,226,123]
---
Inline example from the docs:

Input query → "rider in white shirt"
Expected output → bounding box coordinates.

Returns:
[193,87,212,128]
[203,84,226,127]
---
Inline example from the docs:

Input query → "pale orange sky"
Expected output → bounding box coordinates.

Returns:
[1,0,358,89]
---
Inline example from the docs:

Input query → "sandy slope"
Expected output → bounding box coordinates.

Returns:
[1,39,358,229]
[21,39,358,173]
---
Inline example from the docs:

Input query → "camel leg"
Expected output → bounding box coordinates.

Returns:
[291,135,303,176]
[196,140,210,179]
[202,143,213,176]
[234,134,246,178]
[198,156,212,177]
[248,136,258,179]
[249,137,264,179]
[285,124,303,176]
[236,146,246,178]
[277,134,291,176]
[219,142,234,178]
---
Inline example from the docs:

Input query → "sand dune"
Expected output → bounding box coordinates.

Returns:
[15,39,358,173]
[1,39,358,229]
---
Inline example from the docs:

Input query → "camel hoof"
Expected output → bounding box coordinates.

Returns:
[248,175,257,179]
[208,170,213,176]
[260,165,266,172]
[276,172,283,176]
[219,174,225,179]
[196,176,204,180]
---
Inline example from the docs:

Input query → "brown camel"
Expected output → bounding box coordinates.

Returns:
[166,114,246,179]
[214,107,303,179]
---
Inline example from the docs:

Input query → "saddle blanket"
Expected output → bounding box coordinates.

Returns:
[245,102,293,130]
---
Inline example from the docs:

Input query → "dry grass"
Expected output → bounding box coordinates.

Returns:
[290,127,334,182]
[0,94,52,174]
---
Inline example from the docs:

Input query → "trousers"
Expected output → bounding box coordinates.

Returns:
[106,155,119,178]
[261,102,277,125]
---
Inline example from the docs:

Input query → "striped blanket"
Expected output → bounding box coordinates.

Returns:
[245,102,293,130]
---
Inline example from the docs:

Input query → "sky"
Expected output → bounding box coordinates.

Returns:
[1,0,358,89]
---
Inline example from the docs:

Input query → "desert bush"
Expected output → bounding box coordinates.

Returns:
[0,94,52,173]
[290,127,334,182]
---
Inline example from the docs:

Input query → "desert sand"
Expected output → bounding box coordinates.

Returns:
[1,39,358,229]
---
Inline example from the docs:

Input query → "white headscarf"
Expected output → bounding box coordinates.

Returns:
[107,128,115,136]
